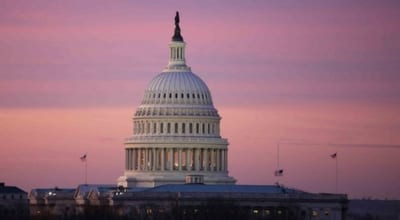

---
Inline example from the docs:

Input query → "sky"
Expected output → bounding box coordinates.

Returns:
[1,0,399,199]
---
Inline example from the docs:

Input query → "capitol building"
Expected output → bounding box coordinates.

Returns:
[26,12,348,220]
[117,12,235,187]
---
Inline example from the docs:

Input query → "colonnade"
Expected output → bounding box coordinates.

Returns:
[170,46,185,61]
[126,147,228,172]
[134,121,219,136]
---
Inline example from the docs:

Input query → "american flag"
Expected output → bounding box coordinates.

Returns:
[80,154,87,162]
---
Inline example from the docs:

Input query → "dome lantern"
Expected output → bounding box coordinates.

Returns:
[165,11,190,72]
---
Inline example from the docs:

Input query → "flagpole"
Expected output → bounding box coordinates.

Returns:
[85,157,87,185]
[277,143,280,170]
[80,153,88,185]
[335,154,338,193]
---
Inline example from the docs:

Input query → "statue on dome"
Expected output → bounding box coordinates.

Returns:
[175,11,180,26]
[172,11,184,42]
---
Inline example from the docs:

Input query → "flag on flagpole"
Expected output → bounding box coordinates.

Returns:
[80,154,87,162]
[330,152,337,159]
[274,169,284,176]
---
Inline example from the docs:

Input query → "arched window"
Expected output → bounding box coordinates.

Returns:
[196,123,199,134]
[160,123,164,133]
[167,123,171,133]
[202,123,205,134]
[182,123,186,134]
[189,123,193,134]
[174,123,178,133]
[153,123,157,133]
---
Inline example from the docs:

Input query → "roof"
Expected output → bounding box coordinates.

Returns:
[144,184,304,194]
[144,71,213,104]
[75,184,117,198]
[0,185,27,194]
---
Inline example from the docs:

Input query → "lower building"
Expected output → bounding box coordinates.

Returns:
[0,182,29,219]
[29,182,348,220]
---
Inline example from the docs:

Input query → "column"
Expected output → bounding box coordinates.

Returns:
[139,148,142,171]
[186,149,191,171]
[195,148,200,171]
[152,148,156,171]
[144,148,148,171]
[132,149,136,171]
[225,149,228,172]
[161,148,165,171]
[178,148,182,171]
[125,149,129,170]
[211,149,215,171]
[221,149,226,171]
[216,149,221,171]
[203,148,208,171]
[169,148,173,171]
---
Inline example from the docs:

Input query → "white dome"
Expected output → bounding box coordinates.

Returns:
[118,12,236,188]
[141,71,213,105]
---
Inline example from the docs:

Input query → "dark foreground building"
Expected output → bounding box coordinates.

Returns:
[0,182,29,219]
[28,183,347,220]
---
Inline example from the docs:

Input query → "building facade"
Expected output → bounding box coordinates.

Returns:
[117,12,236,188]
[0,182,29,219]
[27,12,348,220]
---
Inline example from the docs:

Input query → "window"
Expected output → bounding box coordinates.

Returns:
[175,93,178,98]
[196,123,199,134]
[182,123,186,134]
[202,124,205,133]
[153,123,157,133]
[189,123,193,133]
[169,93,172,98]
[207,124,210,134]
[187,93,190,98]
[167,123,171,133]
[160,123,164,133]
[174,123,178,133]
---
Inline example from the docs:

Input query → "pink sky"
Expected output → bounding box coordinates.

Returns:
[1,1,399,199]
